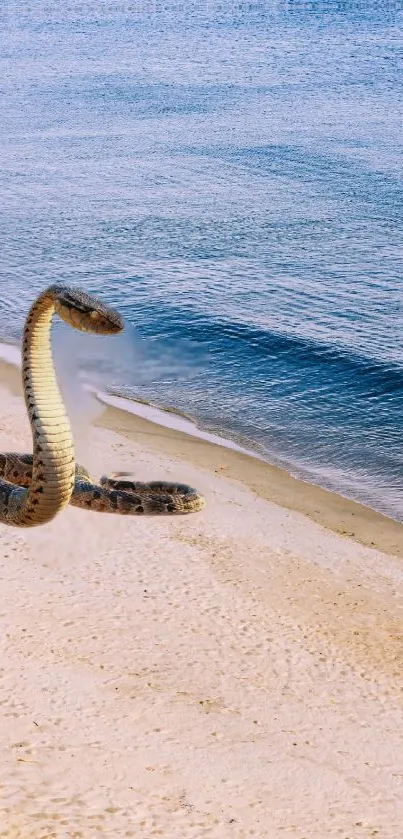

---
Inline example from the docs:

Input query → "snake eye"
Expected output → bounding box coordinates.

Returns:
[90,310,100,320]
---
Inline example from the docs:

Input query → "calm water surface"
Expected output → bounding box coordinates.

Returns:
[0,1,402,519]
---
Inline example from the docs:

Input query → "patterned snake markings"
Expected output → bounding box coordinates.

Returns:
[0,285,205,526]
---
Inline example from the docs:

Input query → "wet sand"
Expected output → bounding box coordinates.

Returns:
[0,362,403,837]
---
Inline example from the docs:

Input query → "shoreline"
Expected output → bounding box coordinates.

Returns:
[1,350,403,835]
[0,355,402,559]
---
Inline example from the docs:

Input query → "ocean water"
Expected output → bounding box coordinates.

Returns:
[0,1,402,520]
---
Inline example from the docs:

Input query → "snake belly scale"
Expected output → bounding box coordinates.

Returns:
[0,285,205,527]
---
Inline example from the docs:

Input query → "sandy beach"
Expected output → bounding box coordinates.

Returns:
[1,360,403,838]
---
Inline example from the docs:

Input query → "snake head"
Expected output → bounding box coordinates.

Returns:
[51,285,124,335]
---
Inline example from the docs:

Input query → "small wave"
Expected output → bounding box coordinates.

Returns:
[87,385,258,456]
[0,338,257,457]
[137,305,403,396]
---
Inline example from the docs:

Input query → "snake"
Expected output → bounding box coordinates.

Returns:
[0,284,205,527]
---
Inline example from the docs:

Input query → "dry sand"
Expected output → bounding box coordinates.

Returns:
[0,363,403,838]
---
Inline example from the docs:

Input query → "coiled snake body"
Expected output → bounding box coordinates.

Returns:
[0,285,205,527]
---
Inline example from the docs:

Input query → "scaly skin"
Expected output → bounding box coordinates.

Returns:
[0,285,205,527]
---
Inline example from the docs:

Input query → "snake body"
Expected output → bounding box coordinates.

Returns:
[0,285,205,527]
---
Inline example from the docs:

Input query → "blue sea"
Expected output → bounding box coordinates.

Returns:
[0,1,402,520]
